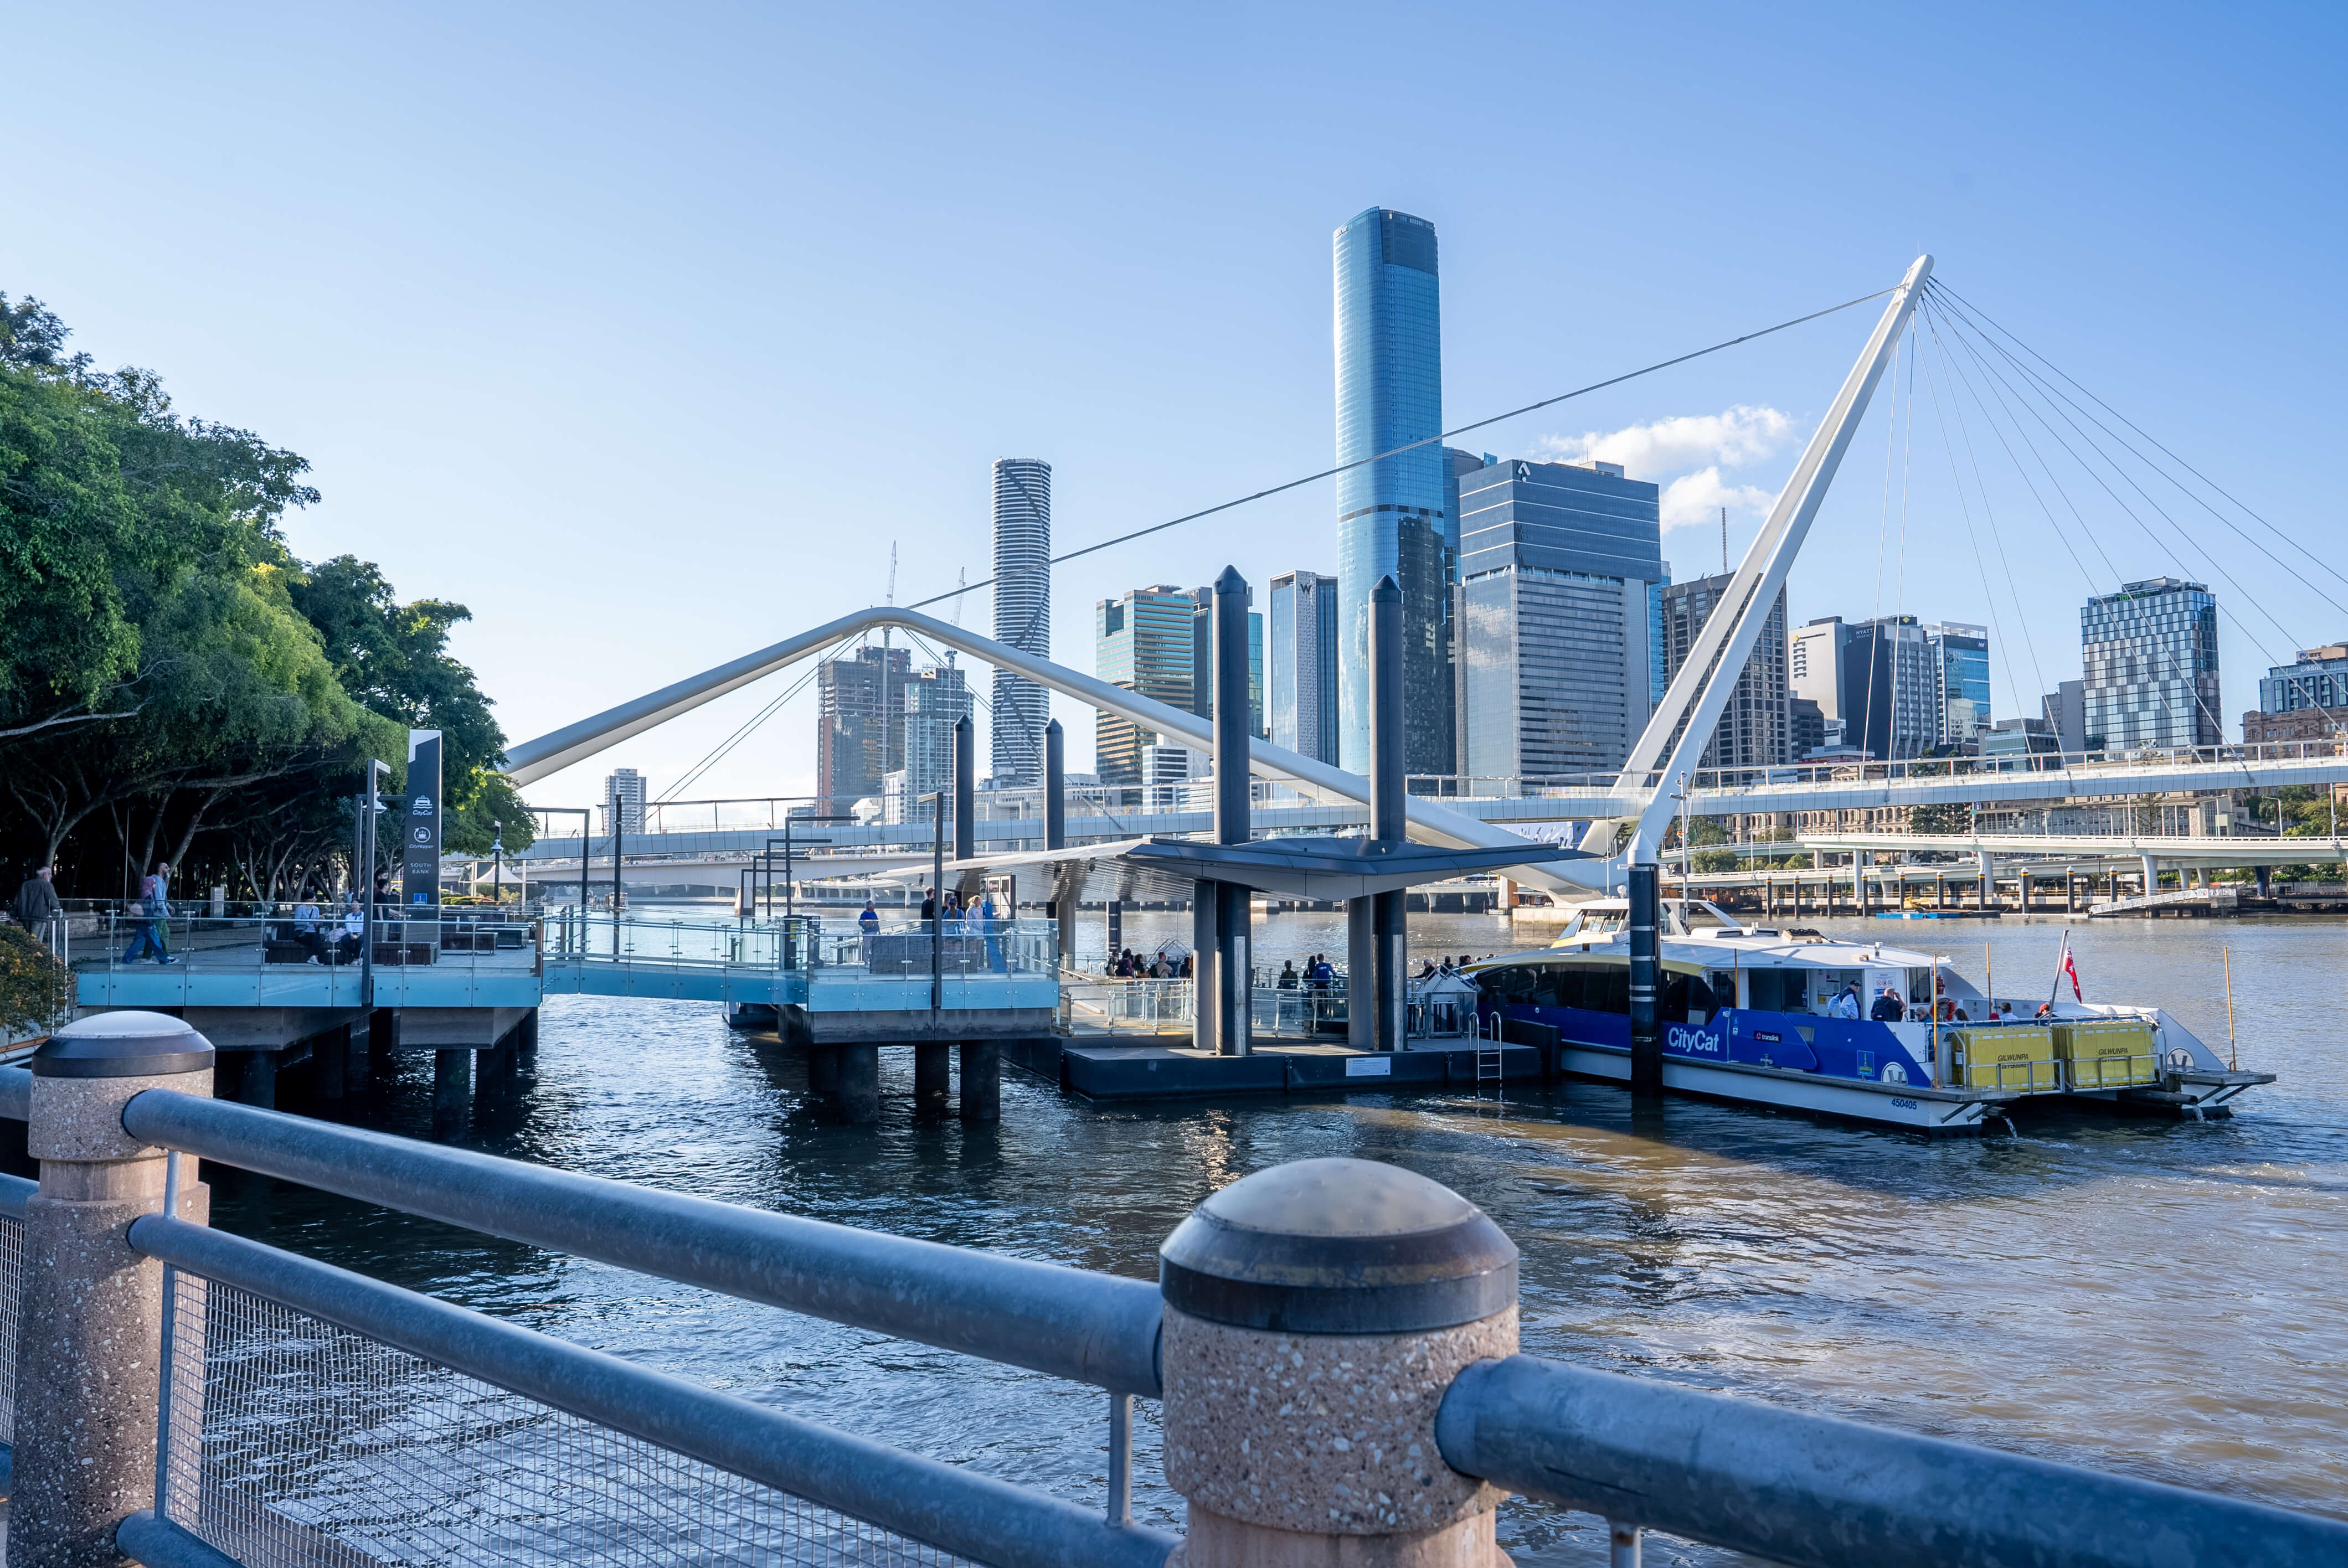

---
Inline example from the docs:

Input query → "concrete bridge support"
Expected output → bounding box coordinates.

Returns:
[914,1040,951,1115]
[838,1043,881,1124]
[959,1040,1001,1122]
[432,1049,470,1139]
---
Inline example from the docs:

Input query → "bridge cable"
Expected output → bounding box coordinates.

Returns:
[900,281,1904,615]
[652,637,851,805]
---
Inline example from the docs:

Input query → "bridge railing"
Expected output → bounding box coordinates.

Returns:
[0,1048,2342,1567]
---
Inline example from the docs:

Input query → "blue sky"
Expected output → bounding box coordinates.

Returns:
[8,2,2344,806]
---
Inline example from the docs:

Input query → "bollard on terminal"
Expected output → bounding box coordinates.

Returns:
[1159,1157,1520,1567]
[11,1011,214,1568]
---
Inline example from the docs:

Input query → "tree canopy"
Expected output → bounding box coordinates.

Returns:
[0,292,529,901]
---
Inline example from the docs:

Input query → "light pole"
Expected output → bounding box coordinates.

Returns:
[359,758,392,1008]
[491,822,503,907]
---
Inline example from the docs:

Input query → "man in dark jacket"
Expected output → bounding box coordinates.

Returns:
[1870,985,1906,1023]
[12,866,63,947]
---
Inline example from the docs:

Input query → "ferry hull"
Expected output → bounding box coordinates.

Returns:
[1554,1039,2012,1134]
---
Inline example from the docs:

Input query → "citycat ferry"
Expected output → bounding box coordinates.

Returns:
[1468,900,2272,1134]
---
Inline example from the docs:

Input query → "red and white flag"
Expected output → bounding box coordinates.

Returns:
[2056,933,2083,1002]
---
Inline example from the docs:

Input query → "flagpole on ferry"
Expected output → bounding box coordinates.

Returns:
[2050,929,2069,1009]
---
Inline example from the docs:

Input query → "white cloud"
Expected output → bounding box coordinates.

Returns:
[1535,404,1797,477]
[1660,467,1777,533]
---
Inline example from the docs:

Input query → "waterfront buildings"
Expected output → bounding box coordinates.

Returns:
[1657,572,1790,772]
[1267,569,1340,763]
[1139,741,1206,812]
[1789,696,1827,760]
[990,458,1052,785]
[1924,621,1991,748]
[881,659,973,824]
[1187,585,1264,739]
[1838,617,1941,761]
[816,643,912,806]
[1789,617,1846,736]
[601,767,646,834]
[2244,641,2348,742]
[1454,456,1666,779]
[1094,586,1197,784]
[1333,207,1452,775]
[2041,679,2087,757]
[2080,577,2221,751]
[1982,716,2059,770]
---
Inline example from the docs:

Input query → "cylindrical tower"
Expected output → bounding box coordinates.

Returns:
[990,458,1052,786]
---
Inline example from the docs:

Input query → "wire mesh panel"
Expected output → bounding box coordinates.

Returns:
[162,1271,978,1568]
[0,1213,20,1445]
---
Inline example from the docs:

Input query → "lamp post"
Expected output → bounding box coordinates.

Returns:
[358,759,392,1008]
[491,822,503,908]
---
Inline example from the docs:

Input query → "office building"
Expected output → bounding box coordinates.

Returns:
[1838,616,1941,761]
[1139,741,1206,812]
[2041,679,2087,757]
[1454,456,1666,778]
[1982,716,2059,770]
[882,659,973,824]
[1185,584,1264,739]
[1789,697,1827,760]
[1790,617,1848,728]
[816,643,913,806]
[1268,569,1340,763]
[2246,642,2348,742]
[989,458,1052,785]
[1334,207,1453,773]
[1657,572,1790,772]
[1094,586,1197,784]
[2080,577,2220,751]
[1924,622,1991,748]
[601,767,646,835]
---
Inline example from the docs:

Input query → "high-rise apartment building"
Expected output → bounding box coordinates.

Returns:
[1657,572,1790,773]
[2041,679,2087,756]
[1838,616,1942,761]
[882,659,973,824]
[816,643,912,806]
[1454,457,1666,778]
[1790,617,1848,728]
[989,458,1052,785]
[1924,621,1991,747]
[1186,585,1264,739]
[1094,586,1197,784]
[2080,577,2220,751]
[601,767,646,835]
[1334,207,1453,775]
[1268,569,1340,762]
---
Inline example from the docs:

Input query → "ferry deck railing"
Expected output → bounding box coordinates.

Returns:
[0,1061,2342,1567]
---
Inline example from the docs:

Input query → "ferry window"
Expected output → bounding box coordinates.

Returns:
[1661,974,1722,1024]
[1543,967,1590,1009]
[1486,967,1538,1005]
[1706,969,1738,1008]
[1597,969,1630,1015]
[1747,969,1807,1013]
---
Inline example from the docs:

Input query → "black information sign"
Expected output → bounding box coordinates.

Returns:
[403,729,443,912]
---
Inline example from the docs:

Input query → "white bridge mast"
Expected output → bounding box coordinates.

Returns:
[1602,254,1933,871]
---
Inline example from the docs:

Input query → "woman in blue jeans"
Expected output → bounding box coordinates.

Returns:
[120,861,179,964]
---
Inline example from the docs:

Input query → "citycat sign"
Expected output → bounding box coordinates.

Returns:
[403,728,442,911]
[1666,1022,1725,1058]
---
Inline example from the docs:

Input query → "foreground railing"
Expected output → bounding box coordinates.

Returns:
[0,1020,2341,1568]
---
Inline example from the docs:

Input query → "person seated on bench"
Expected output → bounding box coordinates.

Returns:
[333,899,365,964]
[292,898,332,963]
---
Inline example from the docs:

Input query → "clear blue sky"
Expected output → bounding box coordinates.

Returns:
[9,2,2344,806]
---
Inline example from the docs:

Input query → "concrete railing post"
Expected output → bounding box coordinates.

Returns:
[12,1011,215,1568]
[1159,1157,1520,1566]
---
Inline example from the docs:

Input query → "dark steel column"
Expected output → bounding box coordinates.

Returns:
[1368,574,1406,1053]
[914,1040,951,1115]
[1046,718,1073,971]
[1212,566,1253,1056]
[1629,862,1662,1100]
[1191,884,1220,1055]
[959,1039,1001,1122]
[838,1043,881,1124]
[953,714,976,864]
[431,1047,470,1139]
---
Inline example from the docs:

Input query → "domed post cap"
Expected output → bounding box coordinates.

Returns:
[1160,1157,1517,1334]
[33,1010,215,1079]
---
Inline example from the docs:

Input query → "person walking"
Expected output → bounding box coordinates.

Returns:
[120,860,178,964]
[12,865,63,951]
[978,890,1005,971]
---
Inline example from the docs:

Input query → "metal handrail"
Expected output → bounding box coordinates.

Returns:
[1437,1354,2348,1568]
[125,1216,1177,1568]
[117,1087,1163,1396]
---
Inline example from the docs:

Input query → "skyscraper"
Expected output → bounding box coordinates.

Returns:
[2245,642,2348,742]
[1094,585,1196,784]
[1454,456,1667,778]
[2081,577,2220,751]
[816,643,912,806]
[1334,207,1451,775]
[990,458,1052,785]
[601,767,646,834]
[882,659,972,823]
[1923,621,1991,747]
[1838,616,1940,760]
[1658,572,1790,772]
[1268,569,1340,763]
[1187,585,1263,739]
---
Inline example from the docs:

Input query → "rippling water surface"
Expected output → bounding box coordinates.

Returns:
[210,912,2347,1565]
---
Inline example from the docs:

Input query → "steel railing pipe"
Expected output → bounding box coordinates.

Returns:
[1435,1354,2348,1568]
[127,1218,1178,1568]
[0,1172,33,1220]
[119,1090,1163,1395]
[0,1064,28,1121]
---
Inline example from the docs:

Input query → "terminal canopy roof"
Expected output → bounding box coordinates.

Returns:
[882,833,1585,905]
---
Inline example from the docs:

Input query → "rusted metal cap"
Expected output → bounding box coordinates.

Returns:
[34,1010,214,1078]
[1160,1157,1517,1334]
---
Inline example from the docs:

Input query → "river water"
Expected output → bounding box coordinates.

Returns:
[209,911,2347,1564]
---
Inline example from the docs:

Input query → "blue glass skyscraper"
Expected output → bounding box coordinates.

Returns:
[1334,207,1451,775]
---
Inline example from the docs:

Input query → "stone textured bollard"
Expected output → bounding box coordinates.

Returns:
[1160,1157,1519,1567]
[12,1010,215,1567]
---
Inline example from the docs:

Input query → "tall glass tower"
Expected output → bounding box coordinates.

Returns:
[1334,207,1451,776]
[990,458,1052,783]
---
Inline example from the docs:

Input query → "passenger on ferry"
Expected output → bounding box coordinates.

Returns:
[1828,981,1863,1019]
[1278,960,1300,988]
[1871,985,1906,1022]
